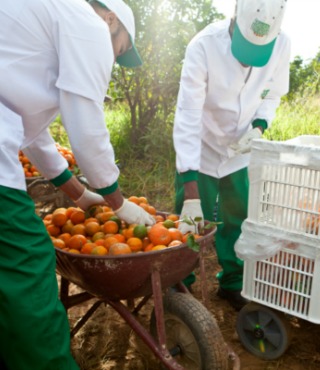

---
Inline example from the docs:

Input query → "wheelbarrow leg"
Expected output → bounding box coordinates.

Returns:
[199,243,210,309]
[151,269,186,370]
[107,299,185,370]
[106,269,186,370]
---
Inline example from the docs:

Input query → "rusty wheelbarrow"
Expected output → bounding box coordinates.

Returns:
[55,223,235,369]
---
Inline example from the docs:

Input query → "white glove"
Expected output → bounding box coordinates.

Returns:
[73,188,106,210]
[115,199,155,226]
[178,199,204,235]
[229,128,262,154]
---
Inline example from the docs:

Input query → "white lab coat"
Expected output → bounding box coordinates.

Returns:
[0,0,119,191]
[173,19,290,179]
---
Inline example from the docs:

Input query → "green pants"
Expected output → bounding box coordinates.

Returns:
[0,186,79,370]
[175,168,248,290]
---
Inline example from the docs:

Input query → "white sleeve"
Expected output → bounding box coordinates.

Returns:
[253,34,291,125]
[22,130,69,180]
[55,12,113,102]
[173,41,207,174]
[59,90,119,189]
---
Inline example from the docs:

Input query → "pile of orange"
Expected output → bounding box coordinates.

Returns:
[43,196,197,256]
[20,143,78,178]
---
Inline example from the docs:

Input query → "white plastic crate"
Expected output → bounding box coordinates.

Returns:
[240,223,320,323]
[248,136,320,239]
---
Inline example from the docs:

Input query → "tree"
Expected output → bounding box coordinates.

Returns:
[109,0,222,154]
[287,49,320,101]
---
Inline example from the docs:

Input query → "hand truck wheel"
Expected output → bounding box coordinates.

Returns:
[236,302,292,360]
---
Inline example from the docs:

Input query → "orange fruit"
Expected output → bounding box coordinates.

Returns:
[43,214,52,222]
[68,249,81,254]
[70,210,85,225]
[91,245,108,256]
[109,215,122,228]
[43,220,51,227]
[96,211,115,224]
[138,196,148,204]
[151,245,167,251]
[148,225,172,246]
[166,214,179,222]
[144,243,154,252]
[128,196,139,205]
[113,233,126,243]
[127,237,143,252]
[182,233,192,244]
[86,204,104,218]
[154,215,165,223]
[67,234,88,250]
[70,224,86,236]
[58,233,72,244]
[85,221,101,236]
[52,238,66,249]
[46,224,61,237]
[133,224,148,239]
[84,217,99,225]
[147,205,156,215]
[94,239,105,246]
[142,237,151,249]
[102,205,112,212]
[168,228,183,241]
[61,219,74,234]
[162,219,176,229]
[66,207,78,219]
[102,220,119,234]
[109,243,132,255]
[122,227,135,240]
[168,240,183,247]
[104,236,119,250]
[52,211,68,227]
[139,203,149,211]
[92,231,106,242]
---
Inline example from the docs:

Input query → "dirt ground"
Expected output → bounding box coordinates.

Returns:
[60,244,320,370]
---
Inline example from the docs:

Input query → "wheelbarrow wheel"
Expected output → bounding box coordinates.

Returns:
[150,292,228,370]
[236,302,292,360]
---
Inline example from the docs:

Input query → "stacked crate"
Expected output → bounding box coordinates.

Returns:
[237,136,320,323]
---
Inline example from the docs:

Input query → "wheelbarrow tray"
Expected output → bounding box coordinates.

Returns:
[55,228,215,301]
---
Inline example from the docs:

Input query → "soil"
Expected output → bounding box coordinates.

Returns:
[63,244,320,370]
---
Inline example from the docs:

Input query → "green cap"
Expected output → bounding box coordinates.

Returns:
[231,0,287,67]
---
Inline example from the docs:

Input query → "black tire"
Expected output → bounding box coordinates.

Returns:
[236,302,292,360]
[150,292,228,370]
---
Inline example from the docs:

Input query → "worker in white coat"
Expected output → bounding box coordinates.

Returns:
[173,0,290,310]
[0,0,155,369]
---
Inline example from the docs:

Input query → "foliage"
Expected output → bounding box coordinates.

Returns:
[287,50,320,101]
[109,0,222,154]
[50,116,70,148]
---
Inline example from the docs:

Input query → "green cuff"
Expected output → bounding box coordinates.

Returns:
[252,119,268,133]
[180,170,199,183]
[50,169,73,187]
[96,181,118,196]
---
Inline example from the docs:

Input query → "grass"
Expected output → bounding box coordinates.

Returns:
[265,95,320,141]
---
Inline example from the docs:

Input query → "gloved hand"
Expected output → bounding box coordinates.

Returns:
[115,199,155,226]
[73,188,106,210]
[229,127,262,154]
[178,199,204,235]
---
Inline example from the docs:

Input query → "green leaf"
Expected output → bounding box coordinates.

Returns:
[204,221,223,229]
[181,216,193,226]
[186,234,200,252]
[194,216,203,222]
